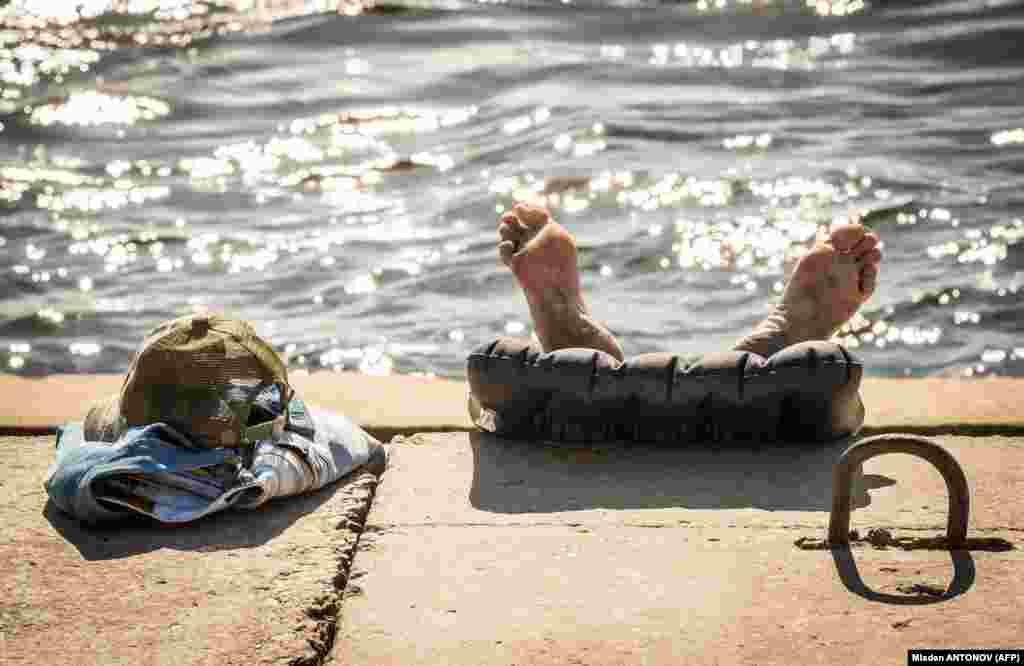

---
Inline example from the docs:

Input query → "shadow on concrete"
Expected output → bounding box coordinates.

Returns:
[468,432,894,513]
[43,482,340,561]
[831,546,975,604]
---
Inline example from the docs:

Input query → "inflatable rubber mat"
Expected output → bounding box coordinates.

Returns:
[466,337,864,444]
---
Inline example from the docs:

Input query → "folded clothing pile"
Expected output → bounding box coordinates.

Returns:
[43,313,385,525]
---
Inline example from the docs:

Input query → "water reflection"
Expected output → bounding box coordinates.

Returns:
[179,106,474,196]
[30,91,170,127]
[0,0,383,122]
[694,0,866,14]
[991,129,1024,146]
[926,218,1024,266]
[608,33,858,70]
[1,0,1022,380]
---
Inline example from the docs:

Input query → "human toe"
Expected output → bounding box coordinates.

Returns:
[851,231,879,257]
[498,240,518,264]
[513,202,551,228]
[857,247,882,267]
[860,263,879,296]
[499,213,528,241]
[829,223,866,253]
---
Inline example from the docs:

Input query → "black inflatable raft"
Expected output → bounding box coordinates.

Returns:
[467,337,864,444]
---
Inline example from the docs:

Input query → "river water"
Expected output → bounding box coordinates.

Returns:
[1,0,1022,379]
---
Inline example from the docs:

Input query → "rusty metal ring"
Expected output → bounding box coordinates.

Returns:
[829,433,970,547]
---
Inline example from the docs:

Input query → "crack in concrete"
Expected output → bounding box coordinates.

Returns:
[289,470,382,666]
[794,528,1016,552]
[364,521,1023,532]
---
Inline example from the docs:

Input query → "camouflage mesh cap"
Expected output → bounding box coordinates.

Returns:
[83,313,293,448]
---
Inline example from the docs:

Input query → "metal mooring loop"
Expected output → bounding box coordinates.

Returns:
[829,433,970,547]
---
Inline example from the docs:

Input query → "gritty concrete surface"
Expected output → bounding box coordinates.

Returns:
[3,373,1024,665]
[336,432,1023,665]
[0,435,382,666]
[3,374,1024,437]
[859,377,1024,433]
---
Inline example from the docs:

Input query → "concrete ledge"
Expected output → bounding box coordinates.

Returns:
[0,436,382,666]
[336,432,1022,664]
[0,372,474,440]
[339,526,1022,666]
[2,374,1023,437]
[860,377,1024,433]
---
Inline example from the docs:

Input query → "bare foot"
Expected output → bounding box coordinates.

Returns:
[499,203,624,361]
[735,218,882,357]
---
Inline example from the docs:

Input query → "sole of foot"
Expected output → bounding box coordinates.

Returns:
[496,203,625,361]
[497,203,581,302]
[777,220,882,343]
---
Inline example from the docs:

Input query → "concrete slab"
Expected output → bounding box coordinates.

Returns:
[366,432,1024,530]
[2,374,1024,438]
[338,526,1022,666]
[0,435,382,666]
[336,432,1023,665]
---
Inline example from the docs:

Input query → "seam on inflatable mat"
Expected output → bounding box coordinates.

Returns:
[666,355,678,404]
[466,352,862,379]
[836,343,856,384]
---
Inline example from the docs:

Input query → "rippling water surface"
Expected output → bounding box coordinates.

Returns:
[1,0,1023,379]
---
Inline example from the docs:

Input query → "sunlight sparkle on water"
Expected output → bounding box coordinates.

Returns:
[502,107,550,135]
[30,91,170,127]
[693,0,862,10]
[954,311,981,325]
[639,33,857,71]
[982,349,1007,364]
[926,218,1024,266]
[38,184,170,213]
[176,106,475,196]
[69,342,101,356]
[0,0,1016,381]
[991,129,1024,146]
[315,344,402,375]
[291,106,479,137]
[723,133,773,151]
[345,273,378,295]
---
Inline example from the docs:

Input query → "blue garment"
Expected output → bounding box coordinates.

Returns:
[45,422,246,524]
[45,403,384,525]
